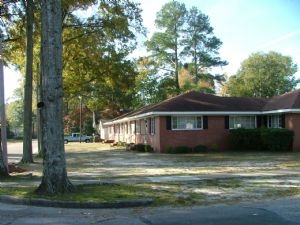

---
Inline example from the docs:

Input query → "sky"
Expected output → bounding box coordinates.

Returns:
[3,0,300,101]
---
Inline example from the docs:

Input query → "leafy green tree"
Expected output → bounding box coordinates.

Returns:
[6,88,24,136]
[181,7,227,93]
[4,0,144,143]
[145,1,186,95]
[0,0,13,177]
[22,0,34,163]
[63,0,144,117]
[143,1,226,99]
[224,51,298,97]
[133,56,170,108]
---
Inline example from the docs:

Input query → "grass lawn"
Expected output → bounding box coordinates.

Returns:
[2,142,300,206]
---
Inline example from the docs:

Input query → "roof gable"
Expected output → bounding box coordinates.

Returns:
[263,89,300,111]
[108,89,300,123]
[136,91,267,114]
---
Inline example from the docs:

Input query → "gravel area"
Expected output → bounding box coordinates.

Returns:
[6,143,300,205]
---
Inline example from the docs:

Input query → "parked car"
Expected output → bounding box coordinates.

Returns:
[64,133,92,144]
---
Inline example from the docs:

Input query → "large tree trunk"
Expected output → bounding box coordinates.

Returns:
[0,130,9,177]
[36,62,43,158]
[22,0,34,163]
[0,38,8,177]
[36,0,74,194]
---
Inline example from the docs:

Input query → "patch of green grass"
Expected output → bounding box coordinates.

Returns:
[6,142,300,207]
[265,187,300,198]
[0,183,207,206]
[201,178,243,188]
[0,186,36,198]
[1,178,299,207]
[1,174,40,182]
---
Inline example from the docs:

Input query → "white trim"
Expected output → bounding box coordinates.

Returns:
[103,109,300,125]
[262,109,300,114]
[104,111,260,125]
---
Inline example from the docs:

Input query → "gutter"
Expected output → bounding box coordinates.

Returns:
[103,109,300,126]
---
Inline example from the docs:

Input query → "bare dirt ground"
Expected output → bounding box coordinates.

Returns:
[6,142,300,205]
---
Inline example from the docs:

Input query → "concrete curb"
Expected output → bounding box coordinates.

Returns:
[0,195,153,209]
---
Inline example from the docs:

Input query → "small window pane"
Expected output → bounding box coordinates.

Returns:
[229,116,256,129]
[171,116,203,130]
[268,115,282,128]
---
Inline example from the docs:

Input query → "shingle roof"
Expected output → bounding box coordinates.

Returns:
[109,89,300,123]
[263,89,300,111]
[138,91,267,113]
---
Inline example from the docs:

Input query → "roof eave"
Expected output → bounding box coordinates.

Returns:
[103,109,300,125]
[262,108,300,114]
[104,111,261,125]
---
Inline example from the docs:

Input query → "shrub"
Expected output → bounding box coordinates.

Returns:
[131,144,154,153]
[167,146,193,154]
[260,128,294,151]
[230,128,262,151]
[165,147,174,154]
[209,143,219,152]
[229,128,294,151]
[193,144,208,153]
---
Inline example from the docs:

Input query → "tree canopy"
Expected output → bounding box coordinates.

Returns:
[3,0,145,120]
[223,51,298,98]
[140,1,227,104]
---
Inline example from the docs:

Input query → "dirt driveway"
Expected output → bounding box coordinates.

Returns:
[8,143,300,205]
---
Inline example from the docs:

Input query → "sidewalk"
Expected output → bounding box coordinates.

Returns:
[1,197,300,225]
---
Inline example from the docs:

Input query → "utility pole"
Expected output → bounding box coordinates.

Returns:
[79,96,82,143]
[0,36,8,169]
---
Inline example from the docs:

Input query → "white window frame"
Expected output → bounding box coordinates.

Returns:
[135,120,141,134]
[150,117,155,135]
[268,115,282,128]
[229,115,256,129]
[130,121,135,134]
[171,116,203,130]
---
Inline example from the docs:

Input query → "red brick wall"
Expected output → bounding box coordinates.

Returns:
[134,118,161,152]
[107,114,300,152]
[286,113,300,151]
[158,116,230,152]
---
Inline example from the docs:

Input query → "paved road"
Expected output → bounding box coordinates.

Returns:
[7,140,38,163]
[0,197,299,225]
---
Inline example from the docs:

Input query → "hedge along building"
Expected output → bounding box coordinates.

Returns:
[102,89,300,152]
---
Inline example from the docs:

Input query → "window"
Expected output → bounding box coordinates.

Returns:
[172,116,202,130]
[130,121,135,134]
[149,117,155,134]
[140,120,146,134]
[135,120,141,134]
[229,116,256,129]
[268,115,282,128]
[120,123,123,134]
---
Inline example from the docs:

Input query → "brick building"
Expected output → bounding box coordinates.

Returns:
[103,89,300,152]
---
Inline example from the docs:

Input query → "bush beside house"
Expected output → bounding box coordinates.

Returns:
[230,128,294,151]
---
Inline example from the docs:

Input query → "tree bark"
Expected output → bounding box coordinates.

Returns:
[0,35,8,177]
[36,0,74,194]
[22,0,34,163]
[37,62,43,158]
[0,131,9,177]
